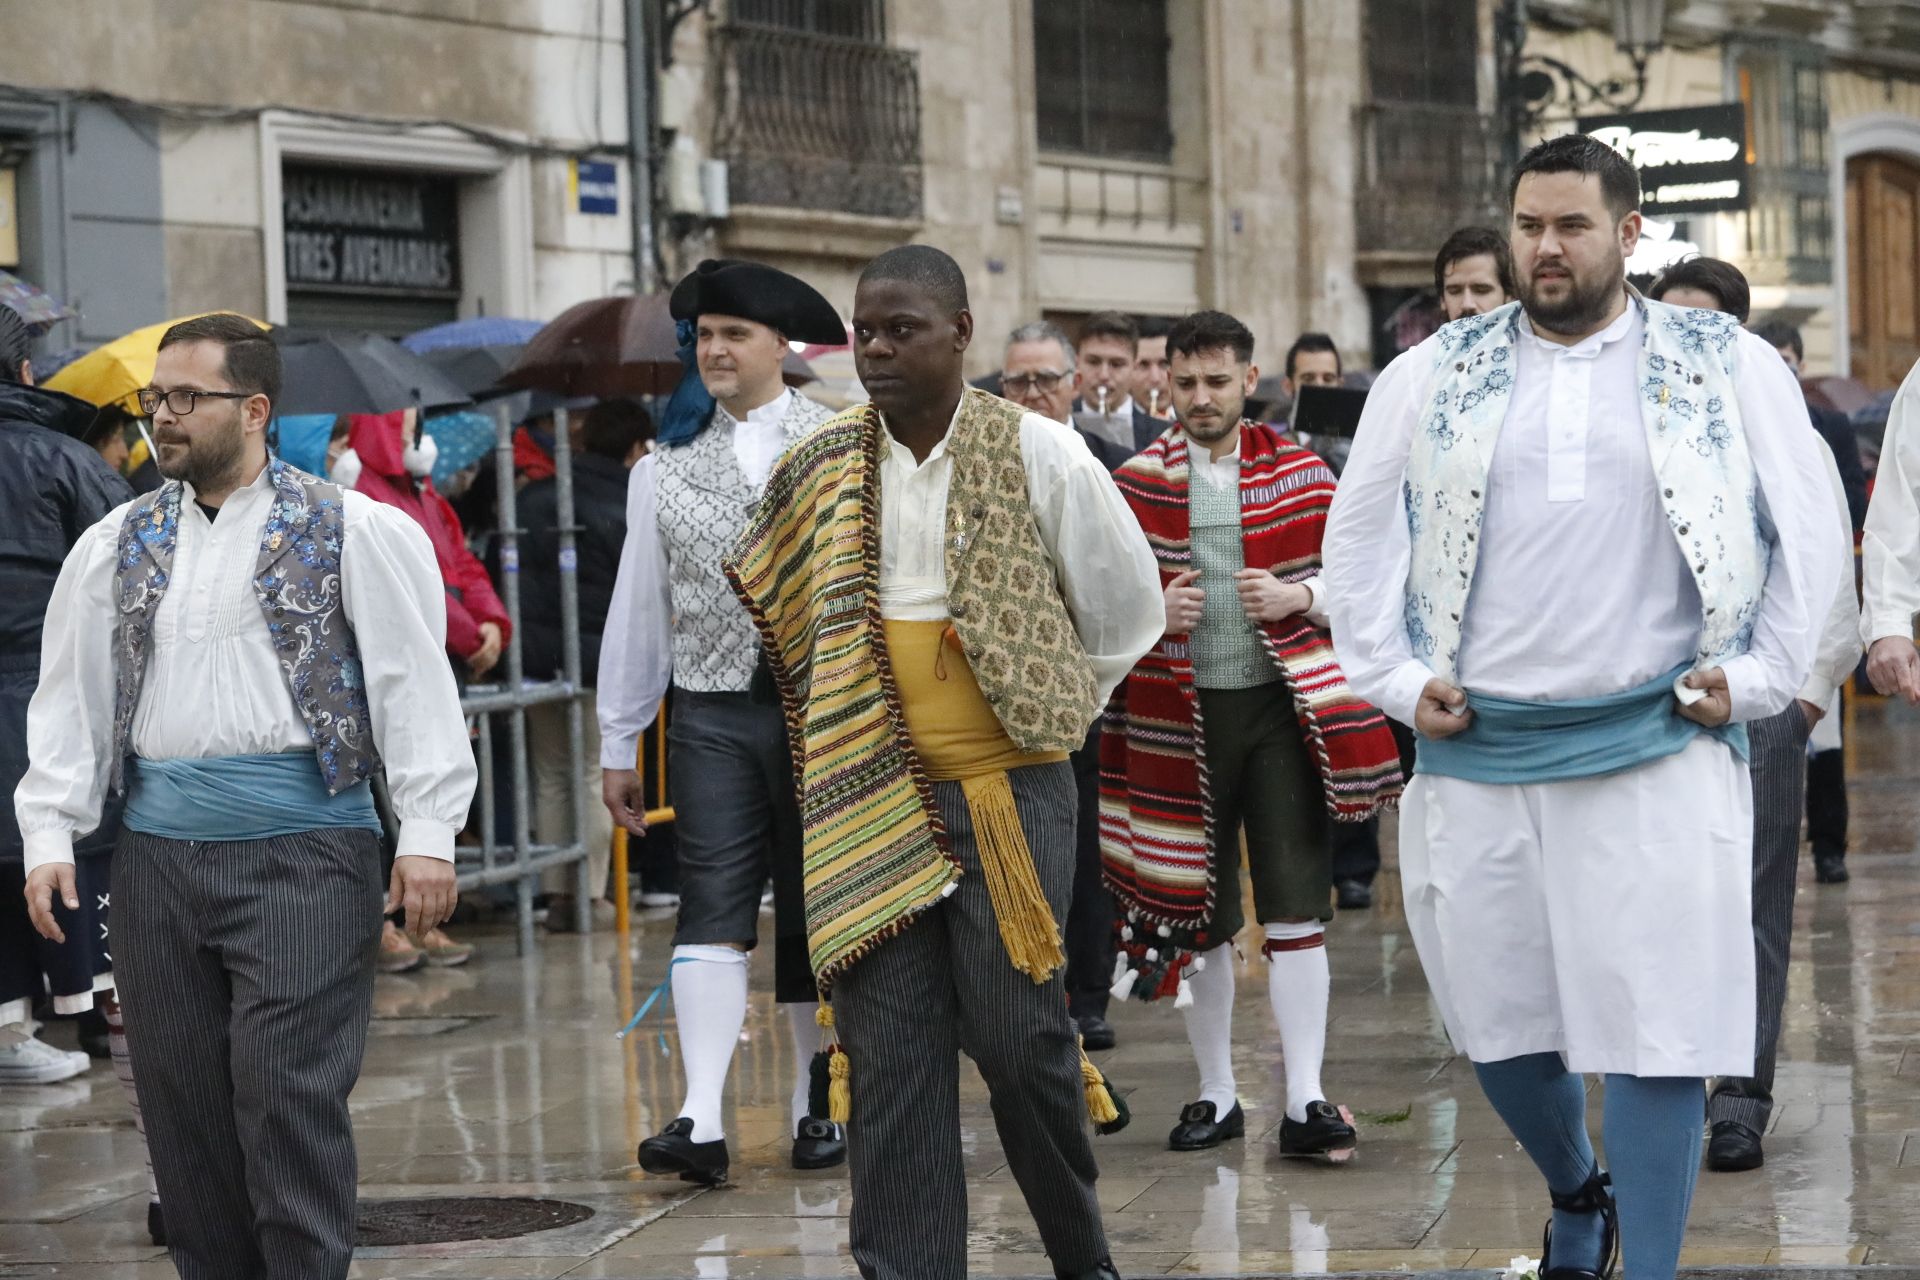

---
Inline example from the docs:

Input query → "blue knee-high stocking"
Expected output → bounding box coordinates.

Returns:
[1602,1075,1704,1280]
[1473,1054,1608,1272]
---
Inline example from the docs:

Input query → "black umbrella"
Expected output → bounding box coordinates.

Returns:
[420,344,525,396]
[276,331,473,416]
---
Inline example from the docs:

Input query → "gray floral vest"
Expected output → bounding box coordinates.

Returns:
[111,459,380,795]
[656,392,833,692]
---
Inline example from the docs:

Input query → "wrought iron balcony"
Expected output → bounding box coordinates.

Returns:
[1355,102,1504,256]
[713,22,924,222]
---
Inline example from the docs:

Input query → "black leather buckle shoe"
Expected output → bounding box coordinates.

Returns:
[1076,1013,1117,1051]
[1168,1099,1244,1151]
[1055,1258,1123,1280]
[1279,1099,1359,1157]
[638,1117,730,1185]
[1541,1167,1618,1280]
[1706,1119,1764,1172]
[792,1115,847,1170]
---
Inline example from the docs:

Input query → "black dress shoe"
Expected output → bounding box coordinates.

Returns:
[637,1117,730,1185]
[148,1201,167,1247]
[1334,878,1373,910]
[792,1116,847,1170]
[1279,1100,1358,1156]
[1056,1260,1123,1280]
[1706,1119,1765,1172]
[1540,1167,1617,1280]
[1168,1099,1243,1151]
[1076,1013,1117,1051]
[74,1008,112,1060]
[1814,854,1850,884]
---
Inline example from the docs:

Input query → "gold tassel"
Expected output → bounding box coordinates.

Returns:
[828,1049,852,1124]
[1080,1046,1118,1126]
[961,771,1066,982]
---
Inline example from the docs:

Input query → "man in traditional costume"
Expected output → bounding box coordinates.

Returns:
[1323,136,1841,1280]
[1100,309,1402,1158]
[599,259,848,1185]
[727,245,1161,1280]
[19,314,475,1279]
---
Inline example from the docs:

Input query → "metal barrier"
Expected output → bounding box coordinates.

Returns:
[451,401,595,954]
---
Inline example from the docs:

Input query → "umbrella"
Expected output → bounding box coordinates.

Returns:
[276,331,472,417]
[400,316,543,354]
[503,294,683,397]
[782,349,818,387]
[0,269,74,334]
[419,344,525,396]
[1806,376,1877,418]
[45,313,270,411]
[421,409,501,489]
[32,346,91,382]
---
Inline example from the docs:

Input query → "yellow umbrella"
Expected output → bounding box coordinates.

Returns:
[46,313,270,411]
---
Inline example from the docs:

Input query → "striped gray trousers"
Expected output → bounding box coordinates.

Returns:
[1710,704,1811,1133]
[832,762,1109,1280]
[112,827,384,1280]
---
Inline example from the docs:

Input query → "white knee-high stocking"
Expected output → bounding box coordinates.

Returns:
[670,945,750,1142]
[1180,942,1238,1114]
[1264,921,1329,1123]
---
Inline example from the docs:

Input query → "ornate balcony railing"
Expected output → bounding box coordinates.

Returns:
[1355,102,1504,256]
[713,22,924,221]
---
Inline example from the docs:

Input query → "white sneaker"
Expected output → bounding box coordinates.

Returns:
[0,1032,92,1084]
[636,890,680,908]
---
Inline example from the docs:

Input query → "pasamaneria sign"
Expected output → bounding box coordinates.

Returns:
[283,164,461,296]
[1578,103,1750,217]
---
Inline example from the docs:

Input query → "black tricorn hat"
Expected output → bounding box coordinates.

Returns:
[668,258,845,346]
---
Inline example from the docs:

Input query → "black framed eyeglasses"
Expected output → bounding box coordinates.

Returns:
[1001,371,1068,394]
[136,387,254,417]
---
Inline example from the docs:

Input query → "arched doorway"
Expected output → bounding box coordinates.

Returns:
[1847,151,1920,388]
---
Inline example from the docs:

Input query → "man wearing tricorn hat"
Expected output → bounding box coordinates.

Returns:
[599,258,846,1184]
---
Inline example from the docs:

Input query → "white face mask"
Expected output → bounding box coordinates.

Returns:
[402,432,439,479]
[328,448,363,489]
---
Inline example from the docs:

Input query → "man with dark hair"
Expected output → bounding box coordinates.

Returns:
[1435,226,1517,321]
[729,244,1161,1280]
[1101,308,1401,1160]
[599,259,846,1183]
[1074,309,1165,455]
[1133,315,1173,420]
[19,312,475,1278]
[1650,256,1753,325]
[1326,137,1843,1280]
[1283,332,1342,400]
[519,400,653,934]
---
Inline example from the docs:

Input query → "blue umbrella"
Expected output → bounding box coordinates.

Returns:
[401,317,543,354]
[423,409,500,489]
[0,268,75,335]
[274,414,338,478]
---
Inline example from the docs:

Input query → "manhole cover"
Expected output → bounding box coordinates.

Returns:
[355,1196,594,1245]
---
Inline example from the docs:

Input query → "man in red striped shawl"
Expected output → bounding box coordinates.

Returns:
[1100,309,1402,1158]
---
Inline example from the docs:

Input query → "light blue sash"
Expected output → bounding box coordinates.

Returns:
[125,753,382,842]
[1414,664,1750,786]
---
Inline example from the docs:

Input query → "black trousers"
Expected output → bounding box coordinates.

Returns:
[114,827,384,1280]
[1064,727,1113,1019]
[1805,747,1848,861]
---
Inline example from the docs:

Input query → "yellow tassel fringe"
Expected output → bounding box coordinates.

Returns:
[828,1049,852,1124]
[961,771,1066,983]
[1080,1047,1119,1126]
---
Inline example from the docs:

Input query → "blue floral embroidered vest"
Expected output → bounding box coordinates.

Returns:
[111,459,380,795]
[1405,295,1767,684]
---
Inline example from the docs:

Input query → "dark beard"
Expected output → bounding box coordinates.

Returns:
[1519,261,1626,337]
[154,421,247,492]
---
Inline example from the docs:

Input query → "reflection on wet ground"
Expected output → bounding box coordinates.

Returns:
[6,699,1920,1277]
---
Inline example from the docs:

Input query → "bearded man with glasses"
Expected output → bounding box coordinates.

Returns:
[18,313,476,1279]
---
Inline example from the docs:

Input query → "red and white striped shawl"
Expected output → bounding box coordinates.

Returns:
[1099,421,1403,962]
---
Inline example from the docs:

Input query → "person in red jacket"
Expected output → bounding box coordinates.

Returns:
[341,409,510,676]
[337,408,502,967]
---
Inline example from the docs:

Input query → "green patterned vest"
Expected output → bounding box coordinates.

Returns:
[942,387,1101,752]
[1187,463,1280,690]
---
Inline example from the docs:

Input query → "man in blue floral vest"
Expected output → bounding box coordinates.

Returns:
[18,314,476,1280]
[1324,137,1844,1280]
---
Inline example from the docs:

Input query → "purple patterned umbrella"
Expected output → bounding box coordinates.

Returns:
[0,269,75,335]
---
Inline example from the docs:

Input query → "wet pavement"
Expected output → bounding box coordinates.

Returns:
[6,697,1920,1278]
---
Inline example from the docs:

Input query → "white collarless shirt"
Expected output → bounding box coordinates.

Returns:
[17,465,477,871]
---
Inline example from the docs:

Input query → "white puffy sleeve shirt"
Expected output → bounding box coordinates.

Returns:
[876,407,1163,704]
[1862,364,1920,647]
[16,473,477,872]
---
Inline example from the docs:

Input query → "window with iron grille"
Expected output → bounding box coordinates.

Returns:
[1736,40,1831,285]
[1034,0,1172,162]
[731,0,885,43]
[1365,0,1478,107]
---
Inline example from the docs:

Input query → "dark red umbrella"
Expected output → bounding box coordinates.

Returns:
[502,295,682,397]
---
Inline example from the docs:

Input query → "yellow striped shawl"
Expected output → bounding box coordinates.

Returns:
[723,405,958,984]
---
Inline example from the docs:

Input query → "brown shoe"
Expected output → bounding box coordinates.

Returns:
[378,921,426,974]
[420,927,474,967]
